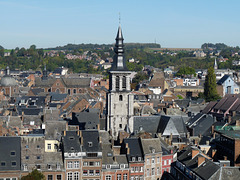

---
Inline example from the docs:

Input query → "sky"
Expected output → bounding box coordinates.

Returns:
[1,0,240,49]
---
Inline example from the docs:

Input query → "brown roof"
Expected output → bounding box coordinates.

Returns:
[148,72,165,88]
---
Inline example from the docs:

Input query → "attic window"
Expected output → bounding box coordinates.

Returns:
[132,157,135,162]
[69,137,74,140]
[107,152,112,157]
[88,142,93,147]
[70,147,74,151]
[10,151,16,156]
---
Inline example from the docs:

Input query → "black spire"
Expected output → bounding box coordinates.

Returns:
[111,25,128,71]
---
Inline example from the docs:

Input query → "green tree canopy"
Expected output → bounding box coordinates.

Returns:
[204,67,220,102]
[175,66,196,77]
[21,169,45,180]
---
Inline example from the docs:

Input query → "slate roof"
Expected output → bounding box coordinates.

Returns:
[62,131,81,153]
[122,138,144,162]
[45,121,66,140]
[217,75,230,85]
[202,101,217,114]
[0,137,21,171]
[71,111,99,130]
[82,130,101,152]
[133,116,162,136]
[141,138,162,155]
[177,146,220,180]
[50,92,68,101]
[210,167,240,180]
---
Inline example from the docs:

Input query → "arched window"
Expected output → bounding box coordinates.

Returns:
[122,76,126,89]
[119,95,123,101]
[73,89,76,94]
[79,89,82,93]
[56,89,60,93]
[116,76,120,90]
[48,88,51,92]
[68,89,71,95]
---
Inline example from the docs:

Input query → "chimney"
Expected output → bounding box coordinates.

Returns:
[206,141,210,145]
[187,132,190,139]
[236,120,240,127]
[232,111,236,117]
[224,156,227,160]
[198,156,205,167]
[213,132,216,139]
[126,143,128,149]
[192,149,199,159]
[212,149,217,158]
[97,124,100,130]
[127,147,130,155]
[170,133,173,141]
[63,130,66,136]
[211,125,215,134]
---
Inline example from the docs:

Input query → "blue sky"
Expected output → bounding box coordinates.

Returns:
[0,0,240,49]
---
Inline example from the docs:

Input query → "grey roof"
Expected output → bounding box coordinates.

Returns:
[50,92,68,101]
[217,75,230,85]
[43,152,63,165]
[202,101,217,114]
[122,138,144,162]
[0,137,21,171]
[82,130,101,152]
[210,167,240,180]
[45,121,66,140]
[62,131,81,153]
[133,116,161,136]
[178,146,220,180]
[71,111,99,130]
[0,75,17,86]
[141,138,162,155]
[110,25,128,71]
[102,143,114,165]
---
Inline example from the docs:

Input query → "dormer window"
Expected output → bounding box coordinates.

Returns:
[132,157,135,162]
[138,157,141,161]
[88,142,93,147]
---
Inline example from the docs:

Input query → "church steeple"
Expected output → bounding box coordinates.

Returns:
[111,25,128,71]
[214,58,218,70]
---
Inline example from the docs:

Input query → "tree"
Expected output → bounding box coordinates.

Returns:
[204,67,220,102]
[0,48,4,57]
[21,169,45,180]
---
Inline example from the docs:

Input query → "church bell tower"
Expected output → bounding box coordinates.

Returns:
[107,25,134,139]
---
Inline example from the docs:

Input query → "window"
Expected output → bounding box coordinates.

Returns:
[30,121,34,125]
[73,89,76,94]
[36,164,41,169]
[132,157,135,162]
[11,161,16,167]
[88,142,93,147]
[147,169,150,176]
[74,161,79,168]
[152,158,155,164]
[83,161,88,166]
[138,157,141,161]
[68,89,71,94]
[26,156,29,160]
[117,174,121,180]
[123,174,128,180]
[116,76,120,90]
[106,175,112,180]
[140,166,143,172]
[48,165,52,170]
[157,167,160,175]
[57,163,61,170]
[164,160,167,165]
[95,161,100,166]
[122,76,126,89]
[37,145,40,149]
[74,172,79,180]
[37,156,41,160]
[147,158,150,164]
[57,175,62,180]
[135,167,139,172]
[47,144,51,150]
[89,170,94,176]
[83,170,88,176]
[131,167,134,172]
[119,95,123,101]
[67,161,73,169]
[1,162,6,166]
[67,172,73,180]
[48,175,53,180]
[95,170,100,175]
[10,151,16,156]
[157,157,160,163]
[89,162,94,166]
[152,168,155,175]
[119,124,122,128]
[168,159,171,165]
[23,164,28,171]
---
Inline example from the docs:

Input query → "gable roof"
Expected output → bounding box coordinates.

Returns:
[217,75,231,85]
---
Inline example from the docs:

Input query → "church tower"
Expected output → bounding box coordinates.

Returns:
[107,25,134,139]
[214,58,218,70]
